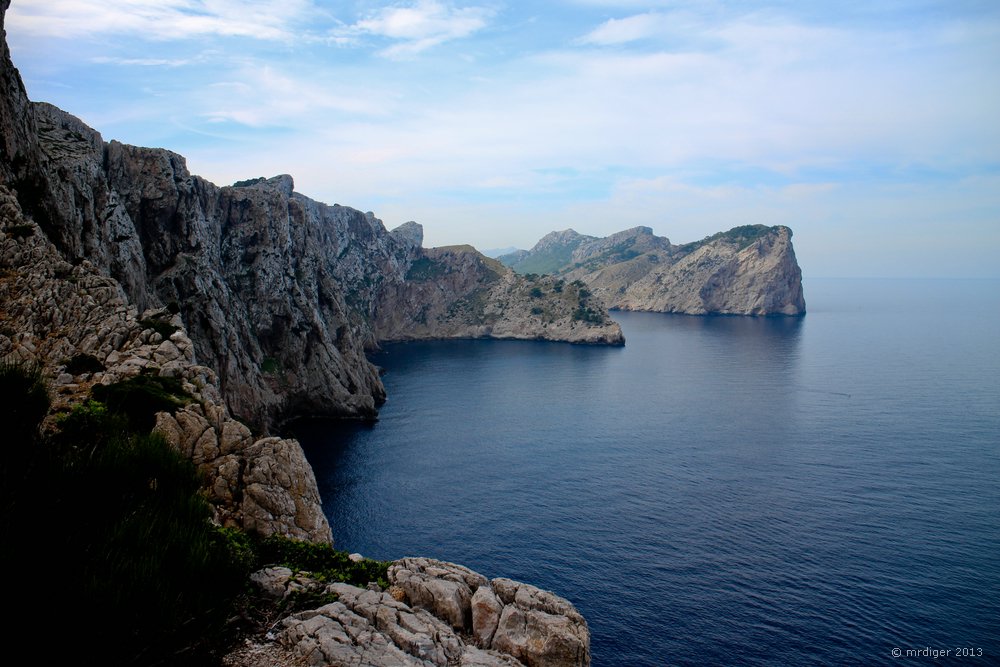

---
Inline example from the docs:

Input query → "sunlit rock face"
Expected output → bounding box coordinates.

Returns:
[501,224,806,316]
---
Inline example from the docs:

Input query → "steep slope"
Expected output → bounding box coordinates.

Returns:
[1,6,598,664]
[501,224,805,316]
[0,0,618,522]
[376,245,623,345]
[13,102,622,430]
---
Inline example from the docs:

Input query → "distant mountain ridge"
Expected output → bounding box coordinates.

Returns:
[499,224,805,316]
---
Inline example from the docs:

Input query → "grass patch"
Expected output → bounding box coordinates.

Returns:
[255,534,390,589]
[261,356,281,375]
[405,256,448,281]
[139,317,179,339]
[91,372,193,432]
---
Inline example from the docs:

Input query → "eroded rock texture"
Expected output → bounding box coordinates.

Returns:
[232,559,590,667]
[501,225,805,316]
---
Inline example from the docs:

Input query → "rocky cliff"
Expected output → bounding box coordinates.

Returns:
[375,245,622,345]
[500,224,806,316]
[15,101,623,430]
[1,3,592,664]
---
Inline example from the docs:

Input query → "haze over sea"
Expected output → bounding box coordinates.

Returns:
[294,278,1000,666]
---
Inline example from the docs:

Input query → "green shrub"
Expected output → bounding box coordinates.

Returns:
[0,359,50,502]
[255,534,390,590]
[261,356,281,374]
[91,372,193,432]
[65,353,105,375]
[573,306,605,324]
[0,358,49,445]
[139,317,179,339]
[6,223,34,239]
[529,286,544,299]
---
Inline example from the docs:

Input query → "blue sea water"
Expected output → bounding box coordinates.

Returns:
[294,279,1000,666]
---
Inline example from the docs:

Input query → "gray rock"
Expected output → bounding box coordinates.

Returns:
[250,567,295,599]
[502,224,805,316]
[276,581,539,667]
[472,585,503,648]
[489,579,590,667]
[388,557,489,632]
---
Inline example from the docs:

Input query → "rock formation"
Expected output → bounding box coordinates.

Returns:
[1,3,592,664]
[0,184,331,542]
[375,245,623,345]
[231,558,590,667]
[500,224,806,316]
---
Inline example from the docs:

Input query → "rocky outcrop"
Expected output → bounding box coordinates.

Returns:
[501,225,805,316]
[375,245,624,346]
[0,184,331,542]
[12,97,624,428]
[231,558,590,667]
[2,6,592,662]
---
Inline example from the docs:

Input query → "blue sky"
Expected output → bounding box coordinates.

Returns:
[7,0,1000,277]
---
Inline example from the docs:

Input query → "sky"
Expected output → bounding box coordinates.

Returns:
[6,0,1000,277]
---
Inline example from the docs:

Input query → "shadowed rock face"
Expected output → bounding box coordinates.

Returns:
[8,100,623,429]
[501,224,806,316]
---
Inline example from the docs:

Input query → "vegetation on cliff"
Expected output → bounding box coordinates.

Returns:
[0,360,387,665]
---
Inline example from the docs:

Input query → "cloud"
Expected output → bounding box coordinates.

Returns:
[6,0,318,41]
[91,56,192,67]
[196,65,394,127]
[578,12,668,45]
[345,1,495,57]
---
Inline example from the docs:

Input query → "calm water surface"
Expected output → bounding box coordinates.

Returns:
[295,279,1000,666]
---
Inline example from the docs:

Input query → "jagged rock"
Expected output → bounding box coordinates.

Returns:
[391,220,424,248]
[250,567,295,599]
[472,585,504,648]
[388,557,489,632]
[375,246,624,346]
[241,437,332,542]
[19,100,624,431]
[385,559,590,666]
[500,224,805,316]
[489,579,591,667]
[272,580,530,667]
[1,182,331,543]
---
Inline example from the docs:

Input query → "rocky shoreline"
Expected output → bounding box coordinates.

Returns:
[1,2,594,663]
[230,558,590,667]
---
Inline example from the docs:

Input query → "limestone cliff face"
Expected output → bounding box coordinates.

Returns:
[0,0,616,538]
[0,185,331,542]
[25,108,387,427]
[502,225,806,316]
[17,100,623,428]
[375,245,624,345]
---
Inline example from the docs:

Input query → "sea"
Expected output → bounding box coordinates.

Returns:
[293,278,1000,666]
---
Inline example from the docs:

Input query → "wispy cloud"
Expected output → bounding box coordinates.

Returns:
[7,0,319,41]
[578,12,669,45]
[342,1,496,58]
[91,56,192,67]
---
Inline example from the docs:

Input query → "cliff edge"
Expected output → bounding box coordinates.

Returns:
[501,224,806,316]
[1,3,591,664]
